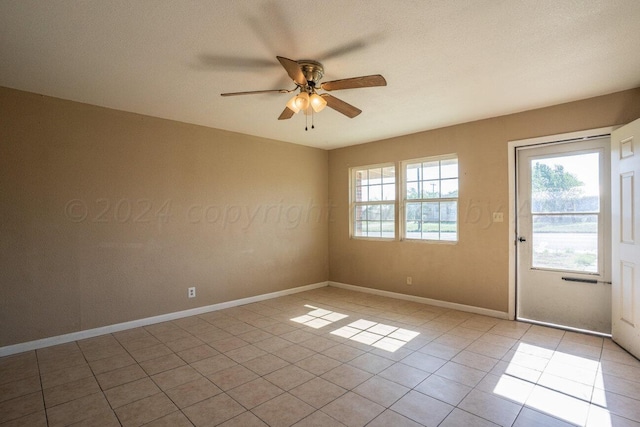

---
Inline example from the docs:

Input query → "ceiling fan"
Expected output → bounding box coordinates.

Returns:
[221,56,386,124]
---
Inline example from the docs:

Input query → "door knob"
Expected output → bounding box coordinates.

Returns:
[518,236,526,242]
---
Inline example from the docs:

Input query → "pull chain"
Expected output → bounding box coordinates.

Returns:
[303,107,316,131]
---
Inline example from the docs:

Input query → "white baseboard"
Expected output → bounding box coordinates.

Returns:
[0,281,329,357]
[1,280,510,357]
[329,281,509,320]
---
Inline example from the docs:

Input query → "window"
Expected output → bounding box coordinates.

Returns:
[530,151,601,272]
[351,164,395,239]
[403,155,458,241]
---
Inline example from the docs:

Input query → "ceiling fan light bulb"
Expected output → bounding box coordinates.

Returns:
[286,96,301,113]
[310,93,327,112]
[295,92,309,110]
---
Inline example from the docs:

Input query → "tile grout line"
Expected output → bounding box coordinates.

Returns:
[4,287,640,426]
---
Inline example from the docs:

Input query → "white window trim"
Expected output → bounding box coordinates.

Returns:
[400,154,459,243]
[349,162,397,241]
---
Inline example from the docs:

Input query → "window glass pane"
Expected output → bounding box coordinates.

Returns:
[366,223,381,238]
[422,161,439,180]
[355,170,367,186]
[381,221,395,238]
[441,158,458,179]
[532,214,598,272]
[421,202,440,240]
[382,166,395,184]
[423,180,440,199]
[380,204,395,221]
[422,202,440,222]
[406,202,421,222]
[441,178,458,198]
[440,230,457,241]
[369,184,382,201]
[405,202,421,239]
[406,164,421,182]
[440,201,457,222]
[356,185,368,202]
[531,152,600,214]
[368,168,382,185]
[355,205,367,221]
[366,220,383,237]
[440,201,457,241]
[382,183,395,201]
[407,182,420,199]
[367,205,381,220]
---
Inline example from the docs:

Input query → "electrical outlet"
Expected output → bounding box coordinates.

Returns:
[406,276,412,285]
[492,212,504,223]
[188,287,196,298]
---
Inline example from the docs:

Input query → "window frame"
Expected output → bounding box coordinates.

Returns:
[349,162,397,241]
[400,154,459,243]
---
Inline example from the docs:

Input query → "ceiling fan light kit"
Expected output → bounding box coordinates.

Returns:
[285,95,301,114]
[309,93,327,112]
[293,91,310,110]
[221,56,386,130]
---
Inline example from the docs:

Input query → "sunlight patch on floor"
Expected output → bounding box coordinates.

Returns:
[290,305,419,352]
[331,320,419,352]
[290,305,349,329]
[494,342,611,426]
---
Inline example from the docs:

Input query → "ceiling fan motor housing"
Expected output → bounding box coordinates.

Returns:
[297,60,324,87]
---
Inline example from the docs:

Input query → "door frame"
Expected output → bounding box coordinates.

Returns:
[507,126,615,321]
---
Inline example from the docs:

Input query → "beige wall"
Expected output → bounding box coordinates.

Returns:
[328,88,640,313]
[3,86,639,348]
[0,87,329,347]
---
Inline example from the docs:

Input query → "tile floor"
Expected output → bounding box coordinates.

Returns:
[1,286,640,426]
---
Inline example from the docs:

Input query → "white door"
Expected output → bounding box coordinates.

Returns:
[517,137,611,333]
[611,118,640,358]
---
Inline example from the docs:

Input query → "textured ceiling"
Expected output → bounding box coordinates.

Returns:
[1,0,639,149]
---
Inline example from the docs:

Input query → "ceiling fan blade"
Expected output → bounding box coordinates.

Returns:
[321,75,387,91]
[318,33,385,61]
[277,56,306,86]
[321,94,362,118]
[197,54,277,70]
[278,107,295,120]
[221,89,290,97]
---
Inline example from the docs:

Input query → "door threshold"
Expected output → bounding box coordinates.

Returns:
[517,317,612,338]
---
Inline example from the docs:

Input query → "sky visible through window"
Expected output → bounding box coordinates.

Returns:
[533,152,599,196]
